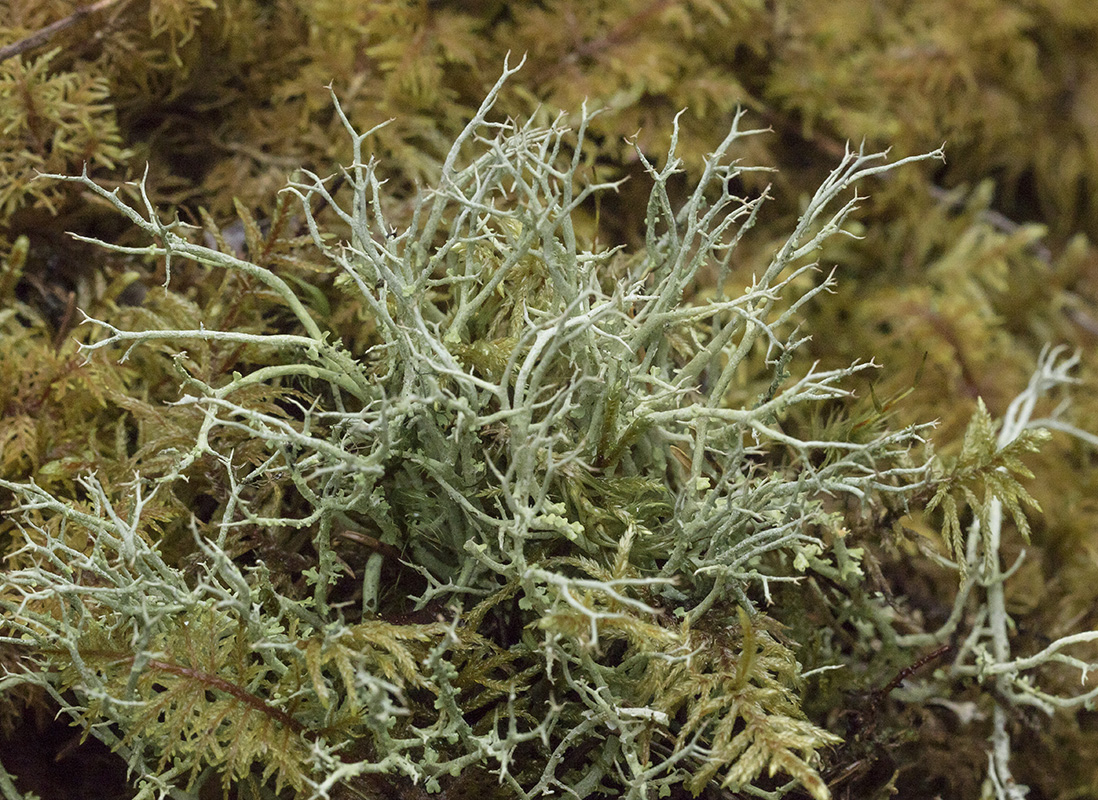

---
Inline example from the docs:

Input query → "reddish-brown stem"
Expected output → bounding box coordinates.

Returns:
[865,644,952,720]
[144,657,307,734]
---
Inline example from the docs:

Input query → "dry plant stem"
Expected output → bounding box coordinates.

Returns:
[0,0,131,64]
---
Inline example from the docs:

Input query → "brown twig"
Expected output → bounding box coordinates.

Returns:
[0,0,130,64]
[853,643,953,739]
[338,529,404,561]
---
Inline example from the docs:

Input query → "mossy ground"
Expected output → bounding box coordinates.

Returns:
[3,2,1098,798]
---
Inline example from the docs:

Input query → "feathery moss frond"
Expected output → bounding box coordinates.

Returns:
[926,397,1048,578]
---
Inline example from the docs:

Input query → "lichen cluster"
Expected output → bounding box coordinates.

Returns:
[0,60,937,799]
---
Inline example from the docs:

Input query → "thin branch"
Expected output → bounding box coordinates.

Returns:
[0,0,131,64]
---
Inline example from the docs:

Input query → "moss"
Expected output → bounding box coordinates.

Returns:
[3,3,1098,798]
